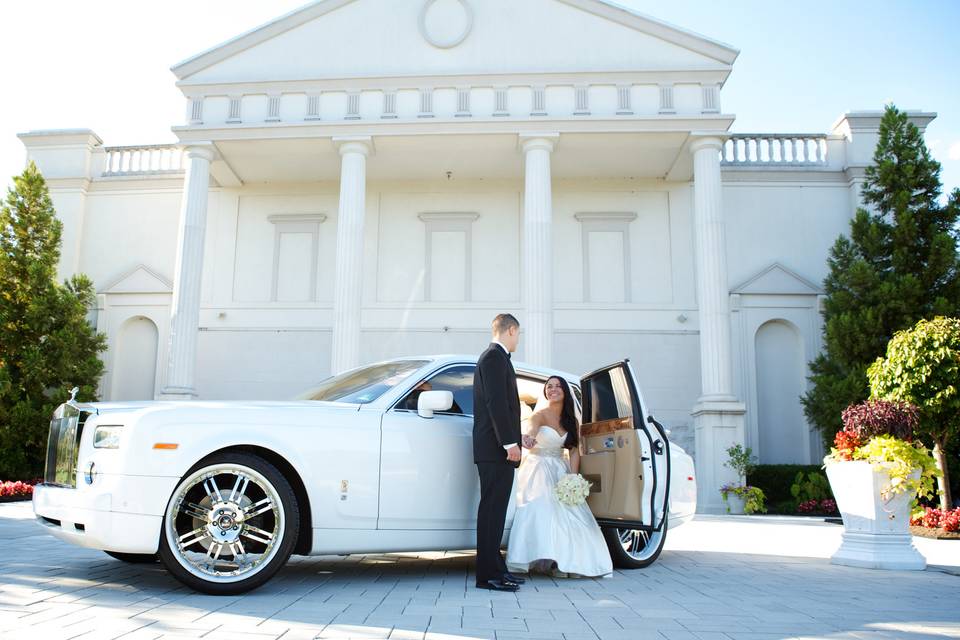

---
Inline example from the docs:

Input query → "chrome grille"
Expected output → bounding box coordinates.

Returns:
[43,402,89,488]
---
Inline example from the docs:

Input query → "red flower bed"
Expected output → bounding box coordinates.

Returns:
[0,480,37,502]
[911,507,960,533]
[797,498,838,515]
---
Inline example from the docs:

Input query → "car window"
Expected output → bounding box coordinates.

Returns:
[583,366,634,423]
[296,360,430,404]
[397,365,475,416]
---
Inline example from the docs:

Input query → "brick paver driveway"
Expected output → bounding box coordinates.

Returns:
[1,502,958,640]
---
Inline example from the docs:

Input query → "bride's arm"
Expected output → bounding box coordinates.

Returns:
[521,412,542,449]
[568,446,580,474]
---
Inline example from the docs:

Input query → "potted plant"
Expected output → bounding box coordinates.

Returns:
[824,399,937,570]
[719,444,766,515]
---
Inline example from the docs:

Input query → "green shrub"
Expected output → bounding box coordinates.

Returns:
[748,464,826,508]
[791,470,833,503]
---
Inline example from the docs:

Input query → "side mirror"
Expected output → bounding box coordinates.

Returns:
[417,390,454,418]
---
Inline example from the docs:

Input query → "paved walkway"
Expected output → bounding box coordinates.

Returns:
[0,501,958,640]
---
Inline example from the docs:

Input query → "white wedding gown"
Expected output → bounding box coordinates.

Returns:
[506,425,613,577]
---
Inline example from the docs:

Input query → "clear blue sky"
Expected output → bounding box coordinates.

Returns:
[627,0,960,197]
[1,0,958,197]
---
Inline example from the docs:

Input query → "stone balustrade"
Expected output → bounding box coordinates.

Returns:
[102,144,184,176]
[722,134,828,167]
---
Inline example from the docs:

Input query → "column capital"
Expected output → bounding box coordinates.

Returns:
[688,135,725,154]
[518,132,560,154]
[333,136,374,157]
[183,142,217,162]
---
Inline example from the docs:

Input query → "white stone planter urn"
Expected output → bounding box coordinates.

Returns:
[722,491,745,515]
[824,460,926,570]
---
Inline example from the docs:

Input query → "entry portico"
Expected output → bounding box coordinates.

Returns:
[159,0,743,512]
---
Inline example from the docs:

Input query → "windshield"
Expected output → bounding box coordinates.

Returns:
[295,360,430,404]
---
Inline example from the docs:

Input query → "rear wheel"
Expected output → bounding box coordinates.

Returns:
[602,514,668,569]
[104,551,158,563]
[158,451,299,595]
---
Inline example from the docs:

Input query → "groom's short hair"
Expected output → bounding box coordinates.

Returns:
[492,313,519,335]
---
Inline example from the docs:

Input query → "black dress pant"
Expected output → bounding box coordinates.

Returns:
[475,461,514,583]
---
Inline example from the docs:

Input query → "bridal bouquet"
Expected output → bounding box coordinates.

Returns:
[554,474,592,506]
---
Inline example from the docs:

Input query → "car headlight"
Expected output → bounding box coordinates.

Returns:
[93,425,123,449]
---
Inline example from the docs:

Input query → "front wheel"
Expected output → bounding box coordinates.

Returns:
[602,514,668,569]
[158,451,299,595]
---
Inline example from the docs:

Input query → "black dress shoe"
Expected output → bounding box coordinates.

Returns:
[503,572,526,584]
[476,579,519,592]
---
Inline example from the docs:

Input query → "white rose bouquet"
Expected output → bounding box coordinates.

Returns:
[554,473,592,506]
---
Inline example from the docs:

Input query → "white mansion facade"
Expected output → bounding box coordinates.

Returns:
[19,0,937,513]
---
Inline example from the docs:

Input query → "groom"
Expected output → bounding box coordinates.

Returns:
[472,313,526,591]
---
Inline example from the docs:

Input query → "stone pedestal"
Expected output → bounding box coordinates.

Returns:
[693,400,746,514]
[826,461,926,570]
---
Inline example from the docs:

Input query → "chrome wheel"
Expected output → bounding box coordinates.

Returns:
[602,514,668,568]
[164,463,285,584]
[616,527,663,562]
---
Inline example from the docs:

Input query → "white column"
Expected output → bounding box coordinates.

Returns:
[160,143,215,400]
[689,135,746,514]
[330,137,372,375]
[691,137,735,401]
[520,133,558,367]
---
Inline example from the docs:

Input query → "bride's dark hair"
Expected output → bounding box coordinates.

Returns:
[544,376,579,449]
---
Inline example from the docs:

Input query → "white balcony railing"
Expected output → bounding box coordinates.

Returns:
[102,144,184,176]
[722,134,828,167]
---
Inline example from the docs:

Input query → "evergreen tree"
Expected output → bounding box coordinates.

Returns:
[0,162,106,479]
[802,104,960,449]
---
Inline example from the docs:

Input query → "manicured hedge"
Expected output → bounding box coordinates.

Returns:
[747,464,829,514]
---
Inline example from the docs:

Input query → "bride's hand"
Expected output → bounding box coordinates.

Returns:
[521,434,537,449]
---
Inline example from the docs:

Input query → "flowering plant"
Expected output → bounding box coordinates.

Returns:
[827,400,937,506]
[0,480,35,500]
[911,507,960,532]
[797,498,838,515]
[719,484,767,515]
[554,473,592,506]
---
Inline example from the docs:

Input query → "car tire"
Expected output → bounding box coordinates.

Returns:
[158,451,299,595]
[602,513,668,569]
[104,551,158,563]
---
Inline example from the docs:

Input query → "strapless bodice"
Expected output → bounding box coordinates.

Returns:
[529,425,565,457]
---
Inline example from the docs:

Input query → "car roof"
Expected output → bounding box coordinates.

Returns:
[382,354,583,383]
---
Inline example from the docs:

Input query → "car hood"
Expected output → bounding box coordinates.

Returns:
[77,399,361,415]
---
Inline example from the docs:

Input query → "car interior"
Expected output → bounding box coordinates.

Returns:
[578,367,646,524]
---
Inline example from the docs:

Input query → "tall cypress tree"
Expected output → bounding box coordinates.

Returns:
[0,162,106,479]
[802,105,960,448]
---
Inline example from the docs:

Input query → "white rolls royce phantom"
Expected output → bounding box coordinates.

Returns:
[33,357,696,594]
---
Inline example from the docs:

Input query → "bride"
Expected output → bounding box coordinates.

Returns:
[506,376,613,578]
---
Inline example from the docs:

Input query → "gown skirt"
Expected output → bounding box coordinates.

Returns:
[505,426,613,577]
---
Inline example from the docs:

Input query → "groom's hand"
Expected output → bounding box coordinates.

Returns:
[505,445,521,462]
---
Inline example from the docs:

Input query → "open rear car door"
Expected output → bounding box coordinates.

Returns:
[579,359,672,567]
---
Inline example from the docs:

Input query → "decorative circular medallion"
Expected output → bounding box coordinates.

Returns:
[419,0,473,49]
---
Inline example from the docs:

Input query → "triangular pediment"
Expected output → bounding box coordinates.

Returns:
[172,0,738,84]
[101,265,173,295]
[732,263,822,296]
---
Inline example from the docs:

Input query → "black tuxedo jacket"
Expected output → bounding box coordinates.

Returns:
[472,343,522,467]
